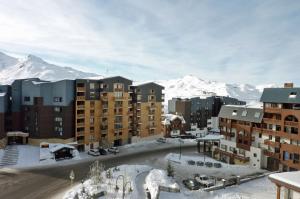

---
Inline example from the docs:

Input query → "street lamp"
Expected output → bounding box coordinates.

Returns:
[115,175,132,199]
[69,170,75,186]
[178,138,184,160]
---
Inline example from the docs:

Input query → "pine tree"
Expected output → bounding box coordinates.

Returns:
[167,161,174,177]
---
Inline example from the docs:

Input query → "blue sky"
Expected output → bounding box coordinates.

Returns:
[0,0,299,84]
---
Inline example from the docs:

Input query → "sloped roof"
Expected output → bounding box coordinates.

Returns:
[218,105,263,123]
[50,144,75,153]
[260,87,300,103]
[162,113,186,125]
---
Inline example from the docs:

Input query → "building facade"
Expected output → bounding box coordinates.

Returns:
[191,96,246,130]
[162,114,186,137]
[132,83,164,141]
[260,83,300,171]
[168,98,191,130]
[215,105,264,169]
[0,76,164,150]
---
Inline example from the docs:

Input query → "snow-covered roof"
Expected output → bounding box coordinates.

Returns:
[50,144,75,153]
[162,114,185,125]
[269,171,300,190]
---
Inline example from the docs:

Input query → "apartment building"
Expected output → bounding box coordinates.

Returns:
[215,105,264,169]
[191,96,246,130]
[162,113,185,137]
[18,79,75,145]
[131,82,164,141]
[260,83,300,171]
[0,76,164,150]
[75,76,133,151]
[168,98,191,130]
[0,85,11,147]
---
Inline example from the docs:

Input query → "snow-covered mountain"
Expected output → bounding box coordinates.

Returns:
[0,52,99,84]
[156,75,276,105]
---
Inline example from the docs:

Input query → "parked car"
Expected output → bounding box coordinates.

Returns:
[213,162,222,168]
[187,160,196,165]
[182,179,201,190]
[195,175,214,188]
[205,162,213,167]
[196,161,204,166]
[156,138,167,143]
[179,134,196,139]
[88,149,100,156]
[108,147,119,154]
[98,148,108,155]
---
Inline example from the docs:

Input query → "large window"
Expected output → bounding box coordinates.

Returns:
[24,96,30,102]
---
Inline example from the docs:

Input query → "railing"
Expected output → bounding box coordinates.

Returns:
[265,107,282,114]
[284,121,299,127]
[77,114,85,118]
[263,149,280,159]
[76,131,85,136]
[76,87,85,92]
[76,96,85,100]
[263,139,281,148]
[77,105,85,109]
[76,122,85,127]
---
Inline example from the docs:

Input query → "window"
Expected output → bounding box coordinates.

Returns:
[24,96,30,102]
[239,149,245,155]
[90,83,95,89]
[229,146,235,152]
[54,107,62,112]
[53,97,62,102]
[114,83,123,89]
[114,92,123,98]
[289,92,297,98]
[253,153,257,157]
[232,110,237,116]
[254,112,260,118]
[137,95,142,101]
[241,110,247,117]
[54,117,63,122]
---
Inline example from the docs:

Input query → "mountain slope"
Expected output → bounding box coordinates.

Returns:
[156,75,274,105]
[0,52,99,84]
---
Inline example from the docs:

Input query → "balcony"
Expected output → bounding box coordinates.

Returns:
[77,87,85,92]
[264,139,281,148]
[76,122,85,127]
[265,107,282,114]
[102,104,108,109]
[252,127,262,132]
[77,114,85,119]
[284,121,299,127]
[101,129,108,134]
[263,118,282,125]
[77,105,85,109]
[263,149,280,159]
[214,148,250,162]
[220,130,235,137]
[76,96,85,100]
[77,139,85,145]
[76,131,85,136]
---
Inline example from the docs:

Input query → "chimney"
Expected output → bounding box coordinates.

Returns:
[284,83,294,88]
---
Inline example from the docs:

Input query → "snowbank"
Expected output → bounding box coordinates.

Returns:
[145,169,179,199]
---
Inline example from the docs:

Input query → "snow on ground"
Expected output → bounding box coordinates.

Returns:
[145,169,179,199]
[165,153,265,179]
[16,145,40,167]
[64,164,152,199]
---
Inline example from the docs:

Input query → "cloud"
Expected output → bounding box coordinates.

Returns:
[0,0,299,84]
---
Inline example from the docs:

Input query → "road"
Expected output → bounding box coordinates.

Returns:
[0,144,197,199]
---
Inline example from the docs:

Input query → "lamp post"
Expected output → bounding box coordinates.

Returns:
[115,175,132,199]
[69,170,75,186]
[178,138,184,160]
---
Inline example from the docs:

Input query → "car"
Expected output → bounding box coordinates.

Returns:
[156,138,167,143]
[88,149,100,156]
[187,160,196,165]
[182,179,201,190]
[205,162,213,167]
[108,147,119,153]
[179,134,196,139]
[98,148,108,155]
[196,161,204,166]
[213,162,222,168]
[195,175,214,188]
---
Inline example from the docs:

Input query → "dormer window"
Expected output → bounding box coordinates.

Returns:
[232,110,237,116]
[242,110,247,117]
[289,92,297,98]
